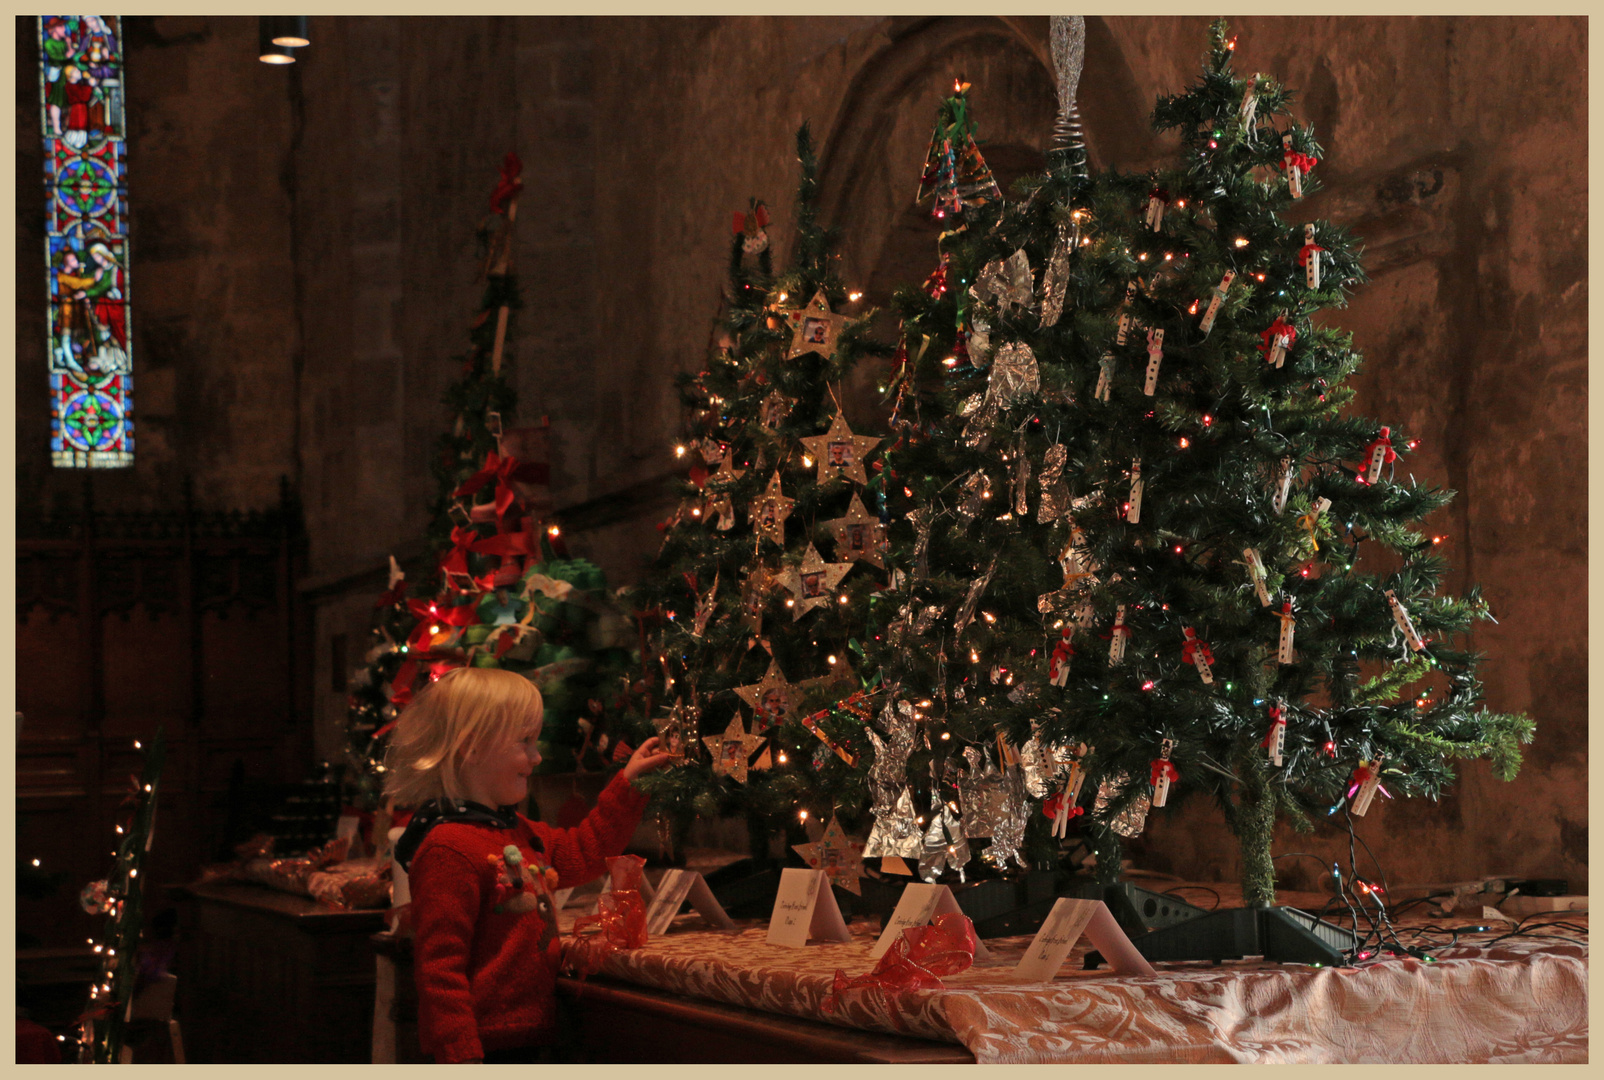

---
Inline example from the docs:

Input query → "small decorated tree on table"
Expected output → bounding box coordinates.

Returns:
[627,125,895,863]
[1034,20,1531,962]
[345,155,636,817]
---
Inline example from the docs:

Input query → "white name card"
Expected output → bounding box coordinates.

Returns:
[766,868,852,947]
[869,882,991,961]
[645,868,737,936]
[1011,898,1155,981]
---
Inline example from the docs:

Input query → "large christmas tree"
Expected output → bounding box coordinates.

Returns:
[1026,19,1533,908]
[628,125,894,855]
[344,155,636,810]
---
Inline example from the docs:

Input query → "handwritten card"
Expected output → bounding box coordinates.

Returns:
[645,868,737,936]
[1011,898,1155,981]
[870,883,991,960]
[765,868,852,947]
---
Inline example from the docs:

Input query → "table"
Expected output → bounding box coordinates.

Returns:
[560,894,1587,1064]
[168,882,387,1062]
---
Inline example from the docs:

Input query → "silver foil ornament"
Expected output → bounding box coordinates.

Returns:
[952,557,999,636]
[1037,444,1070,524]
[864,786,924,860]
[1094,773,1152,838]
[983,766,1029,872]
[918,805,971,883]
[986,342,1041,409]
[1039,222,1075,327]
[957,470,991,522]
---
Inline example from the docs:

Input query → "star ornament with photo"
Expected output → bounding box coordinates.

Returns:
[800,411,880,487]
[653,698,697,764]
[733,659,801,731]
[786,290,852,361]
[778,544,852,620]
[825,493,887,569]
[749,472,795,547]
[792,814,868,895]
[703,715,766,784]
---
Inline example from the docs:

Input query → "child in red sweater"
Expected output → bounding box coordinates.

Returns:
[387,667,670,1063]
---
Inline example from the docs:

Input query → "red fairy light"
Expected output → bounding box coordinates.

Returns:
[1188,299,1200,314]
[1202,414,1213,426]
[1142,681,1155,691]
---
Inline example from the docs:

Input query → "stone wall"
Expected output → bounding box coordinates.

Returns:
[14,16,1584,890]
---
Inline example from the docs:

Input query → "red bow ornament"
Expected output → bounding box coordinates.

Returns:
[489,152,522,215]
[923,254,950,300]
[1048,629,1075,687]
[455,451,549,529]
[1149,755,1179,807]
[1280,134,1318,199]
[1262,703,1287,765]
[822,912,977,1014]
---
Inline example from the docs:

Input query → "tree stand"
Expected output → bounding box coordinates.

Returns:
[1084,904,1358,969]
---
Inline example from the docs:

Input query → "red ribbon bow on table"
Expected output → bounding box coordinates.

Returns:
[1181,627,1214,667]
[1150,758,1180,787]
[1258,316,1298,359]
[1297,240,1326,267]
[566,856,650,979]
[1262,703,1287,749]
[1041,791,1084,822]
[821,912,978,1015]
[454,451,550,529]
[488,152,522,215]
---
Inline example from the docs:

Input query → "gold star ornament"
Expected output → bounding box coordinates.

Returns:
[777,544,852,621]
[749,472,795,547]
[653,698,696,764]
[792,814,868,895]
[786,290,852,360]
[733,660,801,731]
[703,715,766,784]
[800,412,880,487]
[824,493,887,569]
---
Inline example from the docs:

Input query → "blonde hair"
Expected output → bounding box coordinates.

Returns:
[383,667,543,806]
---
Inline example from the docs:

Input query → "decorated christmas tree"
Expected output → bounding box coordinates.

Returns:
[1026,19,1533,911]
[627,125,894,858]
[864,46,1159,885]
[73,730,165,1063]
[344,155,637,810]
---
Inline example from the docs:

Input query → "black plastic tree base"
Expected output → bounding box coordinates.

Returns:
[1062,880,1210,941]
[1084,905,1359,969]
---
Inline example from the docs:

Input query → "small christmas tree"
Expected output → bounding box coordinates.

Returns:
[345,155,636,810]
[1038,19,1532,910]
[627,125,894,857]
[73,730,165,1063]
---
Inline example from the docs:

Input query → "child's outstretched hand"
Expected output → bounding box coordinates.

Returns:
[621,736,676,783]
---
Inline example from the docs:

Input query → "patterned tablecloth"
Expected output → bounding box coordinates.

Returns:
[561,889,1587,1064]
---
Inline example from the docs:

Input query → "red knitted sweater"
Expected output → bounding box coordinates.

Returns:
[409,772,650,1062]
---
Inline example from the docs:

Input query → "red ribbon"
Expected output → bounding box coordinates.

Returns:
[1048,632,1075,680]
[923,255,950,300]
[1148,187,1170,204]
[1281,150,1319,174]
[1041,791,1084,821]
[455,451,550,527]
[1258,316,1298,358]
[489,153,522,215]
[1298,242,1325,267]
[1181,627,1213,667]
[1150,758,1180,787]
[1364,427,1398,468]
[567,855,649,977]
[822,913,977,1014]
[1262,704,1286,748]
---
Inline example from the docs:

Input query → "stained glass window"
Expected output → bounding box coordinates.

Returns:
[40,15,132,468]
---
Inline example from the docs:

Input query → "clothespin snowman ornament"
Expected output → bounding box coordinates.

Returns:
[1107,605,1130,666]
[1273,456,1295,515]
[1115,281,1139,346]
[1364,427,1398,486]
[1242,547,1273,607]
[1150,739,1177,808]
[1126,459,1143,523]
[1349,754,1387,817]
[1047,743,1092,838]
[1181,627,1214,685]
[1300,224,1325,289]
[1047,626,1075,687]
[1143,329,1165,396]
[1094,351,1114,402]
[1275,599,1297,664]
[1261,312,1296,369]
[1282,134,1318,200]
[1198,270,1234,336]
[1385,590,1428,653]
[1145,187,1169,232]
[1263,701,1287,766]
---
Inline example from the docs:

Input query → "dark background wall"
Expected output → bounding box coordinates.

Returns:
[15,16,1586,895]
